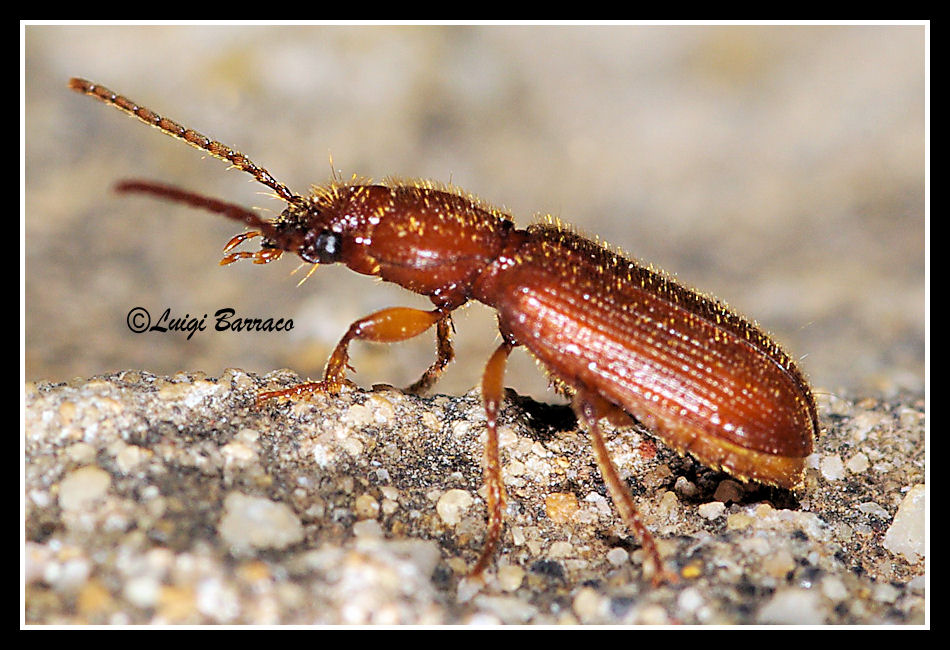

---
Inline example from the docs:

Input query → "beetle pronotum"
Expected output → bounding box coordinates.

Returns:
[69,78,819,584]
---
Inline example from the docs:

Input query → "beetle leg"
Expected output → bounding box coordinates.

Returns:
[468,341,514,579]
[405,313,455,394]
[257,306,449,405]
[573,390,677,586]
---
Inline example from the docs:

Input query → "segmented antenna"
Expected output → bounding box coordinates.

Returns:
[68,78,302,206]
[114,180,274,231]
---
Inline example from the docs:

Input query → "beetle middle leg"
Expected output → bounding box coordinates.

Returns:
[467,339,514,579]
[573,390,677,586]
[257,306,451,404]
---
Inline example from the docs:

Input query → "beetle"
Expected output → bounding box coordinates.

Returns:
[69,78,819,584]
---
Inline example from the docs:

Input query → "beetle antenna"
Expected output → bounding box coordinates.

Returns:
[68,78,303,207]
[114,180,274,232]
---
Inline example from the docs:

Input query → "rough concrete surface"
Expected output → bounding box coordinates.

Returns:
[25,371,924,624]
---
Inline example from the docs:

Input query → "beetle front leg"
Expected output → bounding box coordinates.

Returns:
[405,313,455,394]
[257,306,450,405]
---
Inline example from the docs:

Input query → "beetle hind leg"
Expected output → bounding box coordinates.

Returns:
[573,390,677,586]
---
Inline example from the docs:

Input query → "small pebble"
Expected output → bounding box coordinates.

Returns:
[713,480,742,503]
[355,493,380,519]
[59,466,111,511]
[497,564,525,592]
[544,492,579,523]
[697,501,726,520]
[820,454,845,481]
[606,547,629,566]
[572,587,604,623]
[218,492,304,552]
[436,489,473,526]
[846,452,870,474]
[883,484,926,563]
[757,588,825,625]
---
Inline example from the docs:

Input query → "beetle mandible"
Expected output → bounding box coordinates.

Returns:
[69,78,819,585]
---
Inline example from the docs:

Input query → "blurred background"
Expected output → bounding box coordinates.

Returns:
[25,25,925,401]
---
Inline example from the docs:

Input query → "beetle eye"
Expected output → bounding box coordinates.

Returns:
[301,229,342,264]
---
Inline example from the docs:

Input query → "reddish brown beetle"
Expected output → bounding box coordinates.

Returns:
[69,78,819,584]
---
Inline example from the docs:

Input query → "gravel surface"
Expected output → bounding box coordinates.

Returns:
[25,371,925,624]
